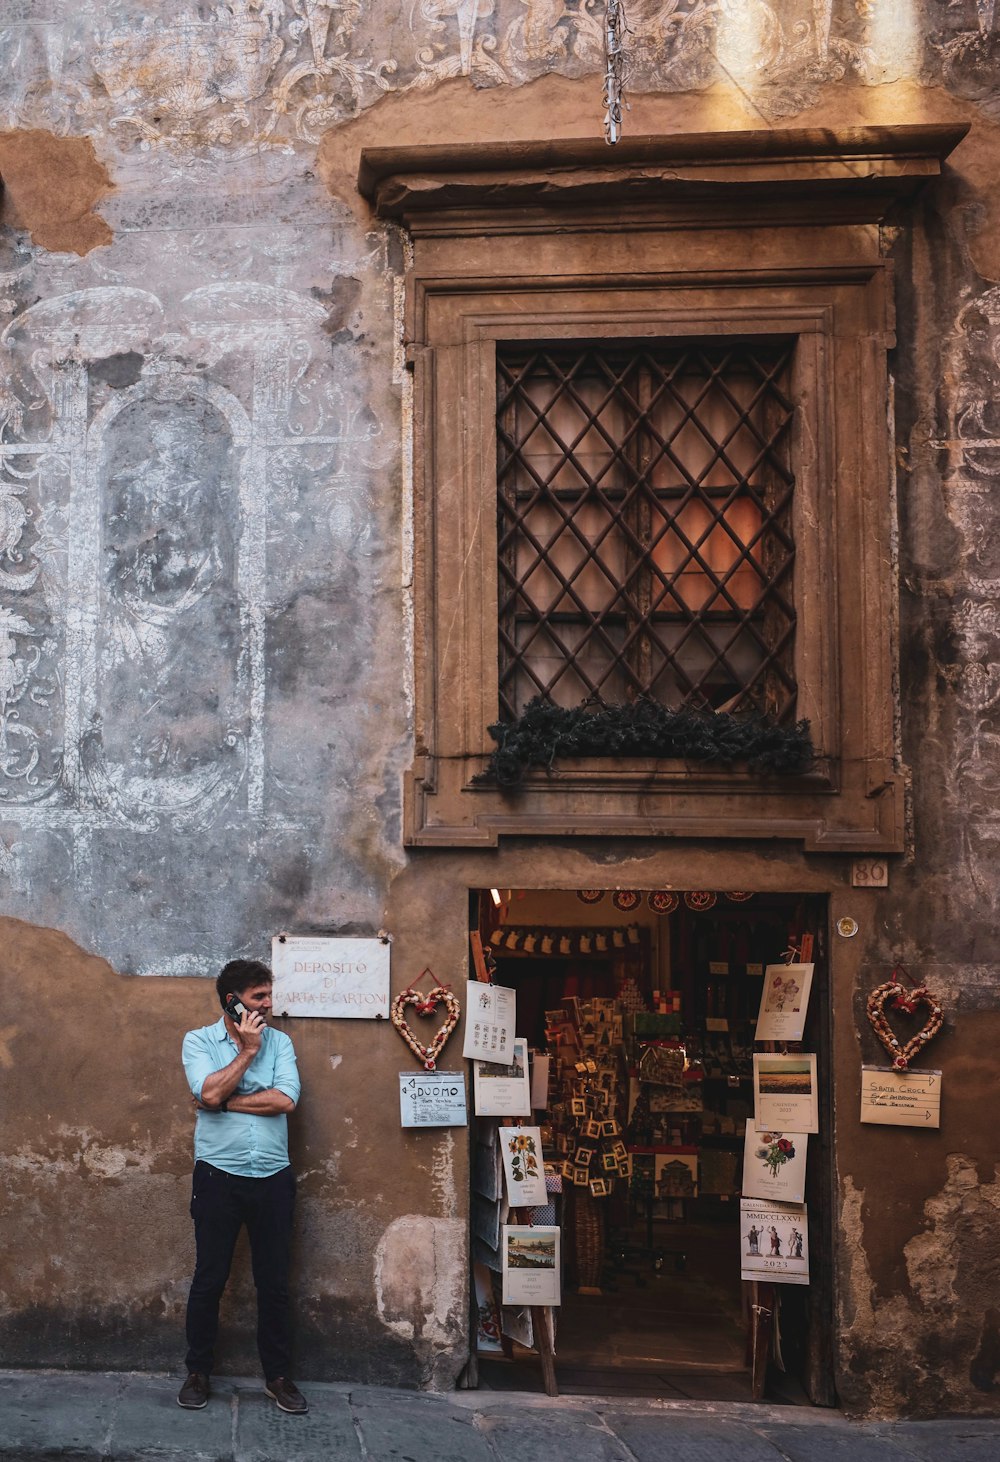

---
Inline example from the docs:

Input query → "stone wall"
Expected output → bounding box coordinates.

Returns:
[1,0,1000,1416]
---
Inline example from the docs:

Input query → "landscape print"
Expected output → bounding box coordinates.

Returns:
[507,1232,556,1269]
[502,1224,561,1306]
[753,1054,819,1135]
[757,1059,813,1095]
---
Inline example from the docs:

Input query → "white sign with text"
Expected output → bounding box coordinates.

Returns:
[860,1066,942,1128]
[399,1072,468,1128]
[271,935,390,1019]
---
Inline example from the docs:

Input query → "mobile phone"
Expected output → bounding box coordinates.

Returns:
[224,994,249,1022]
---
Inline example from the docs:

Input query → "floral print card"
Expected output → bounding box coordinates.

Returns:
[500,1125,548,1207]
[755,963,814,1042]
[742,1127,808,1204]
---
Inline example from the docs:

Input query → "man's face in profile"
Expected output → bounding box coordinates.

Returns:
[235,982,273,1023]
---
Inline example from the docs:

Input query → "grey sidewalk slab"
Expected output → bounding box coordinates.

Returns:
[600,1412,786,1462]
[0,1373,121,1460]
[477,1407,632,1461]
[887,1422,1000,1461]
[234,1388,361,1462]
[106,1374,233,1461]
[350,1392,495,1462]
[756,1424,924,1462]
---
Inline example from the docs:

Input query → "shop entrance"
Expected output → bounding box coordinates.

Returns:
[468,887,832,1404]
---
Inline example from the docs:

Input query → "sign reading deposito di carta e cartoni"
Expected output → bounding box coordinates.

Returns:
[271,934,390,1019]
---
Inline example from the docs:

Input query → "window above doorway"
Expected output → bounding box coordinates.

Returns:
[360,126,967,851]
[496,338,797,723]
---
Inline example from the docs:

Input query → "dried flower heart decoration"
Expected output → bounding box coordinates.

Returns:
[866,979,944,1070]
[391,968,461,1071]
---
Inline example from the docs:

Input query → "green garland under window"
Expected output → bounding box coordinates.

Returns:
[476,697,815,789]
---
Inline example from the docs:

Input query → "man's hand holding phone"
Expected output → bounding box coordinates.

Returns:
[224,994,264,1054]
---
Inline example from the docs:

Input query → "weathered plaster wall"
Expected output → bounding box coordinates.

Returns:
[1,0,1000,1417]
[0,914,467,1385]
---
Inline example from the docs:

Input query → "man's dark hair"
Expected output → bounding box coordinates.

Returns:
[216,959,272,1011]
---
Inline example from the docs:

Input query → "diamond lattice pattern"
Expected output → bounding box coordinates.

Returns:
[497,341,797,722]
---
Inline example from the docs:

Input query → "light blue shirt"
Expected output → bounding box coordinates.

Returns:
[182,1016,301,1178]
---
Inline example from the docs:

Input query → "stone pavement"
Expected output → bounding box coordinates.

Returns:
[2,1370,999,1462]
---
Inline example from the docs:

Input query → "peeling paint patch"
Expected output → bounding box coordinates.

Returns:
[2,1134,160,1180]
[0,130,112,256]
[839,1160,1000,1415]
[374,1214,466,1383]
[0,1025,20,1069]
[970,1307,1000,1392]
[430,1130,456,1216]
[905,1154,1000,1311]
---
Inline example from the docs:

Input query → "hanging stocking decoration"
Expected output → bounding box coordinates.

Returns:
[391,968,461,1071]
[866,968,944,1070]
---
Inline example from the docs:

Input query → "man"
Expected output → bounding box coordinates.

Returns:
[178,958,307,1415]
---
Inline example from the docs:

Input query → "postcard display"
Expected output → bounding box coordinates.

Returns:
[470,985,563,1356]
[740,956,817,1287]
[470,921,820,1372]
[527,943,818,1297]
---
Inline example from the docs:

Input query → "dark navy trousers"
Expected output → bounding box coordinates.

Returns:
[184,1160,295,1382]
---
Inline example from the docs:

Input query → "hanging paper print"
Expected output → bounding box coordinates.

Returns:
[500,1126,548,1206]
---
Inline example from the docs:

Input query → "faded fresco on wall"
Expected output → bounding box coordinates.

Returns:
[918,282,1000,926]
[95,392,242,816]
[0,254,404,972]
[3,1,1000,163]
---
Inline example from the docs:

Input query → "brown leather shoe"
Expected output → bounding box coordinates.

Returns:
[177,1372,210,1409]
[265,1376,308,1414]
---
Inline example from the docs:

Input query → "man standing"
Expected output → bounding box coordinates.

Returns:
[178,958,307,1415]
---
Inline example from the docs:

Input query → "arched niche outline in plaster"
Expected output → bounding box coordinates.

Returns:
[73,374,259,831]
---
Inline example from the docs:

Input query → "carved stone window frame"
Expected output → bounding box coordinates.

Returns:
[360,127,967,851]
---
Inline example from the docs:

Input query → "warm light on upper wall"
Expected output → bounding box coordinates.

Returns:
[714,0,920,92]
[714,0,770,89]
[866,0,920,82]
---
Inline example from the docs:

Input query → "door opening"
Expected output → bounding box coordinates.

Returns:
[468,887,832,1404]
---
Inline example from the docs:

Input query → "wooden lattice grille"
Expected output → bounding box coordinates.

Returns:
[496,341,797,723]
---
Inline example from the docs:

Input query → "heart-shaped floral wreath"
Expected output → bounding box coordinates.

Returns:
[391,973,461,1071]
[866,980,944,1070]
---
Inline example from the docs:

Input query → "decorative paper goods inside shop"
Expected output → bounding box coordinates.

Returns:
[271,934,390,1018]
[469,890,829,1398]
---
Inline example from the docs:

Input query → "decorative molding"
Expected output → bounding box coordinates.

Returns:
[359,126,970,227]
